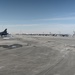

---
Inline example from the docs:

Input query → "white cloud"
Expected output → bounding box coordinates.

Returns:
[0,24,40,28]
[33,17,75,21]
[0,23,75,34]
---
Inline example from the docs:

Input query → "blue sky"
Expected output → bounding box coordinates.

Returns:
[0,0,75,34]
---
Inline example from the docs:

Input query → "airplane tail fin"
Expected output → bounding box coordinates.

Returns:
[2,28,8,35]
[3,29,7,33]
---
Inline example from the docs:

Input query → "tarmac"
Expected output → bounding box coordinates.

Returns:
[0,35,75,75]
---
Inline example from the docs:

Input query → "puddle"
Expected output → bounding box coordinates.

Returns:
[0,44,22,49]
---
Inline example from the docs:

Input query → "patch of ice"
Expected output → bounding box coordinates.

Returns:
[3,37,10,40]
[11,45,16,48]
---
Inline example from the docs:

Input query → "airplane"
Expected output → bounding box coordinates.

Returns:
[0,28,8,37]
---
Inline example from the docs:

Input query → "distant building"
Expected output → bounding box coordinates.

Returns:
[73,31,75,37]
